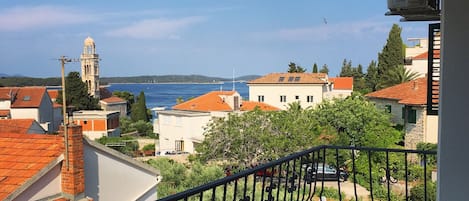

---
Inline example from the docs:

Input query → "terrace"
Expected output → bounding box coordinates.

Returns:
[158,1,469,200]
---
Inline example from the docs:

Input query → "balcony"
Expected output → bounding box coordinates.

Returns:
[158,145,436,201]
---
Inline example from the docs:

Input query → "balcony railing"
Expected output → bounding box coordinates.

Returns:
[158,145,437,201]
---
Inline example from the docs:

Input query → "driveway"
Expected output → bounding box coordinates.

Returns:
[319,181,370,200]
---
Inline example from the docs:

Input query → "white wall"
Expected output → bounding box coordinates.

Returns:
[10,108,39,121]
[405,59,427,78]
[158,112,212,154]
[249,84,325,110]
[13,163,62,201]
[368,98,404,125]
[0,100,10,110]
[438,2,469,200]
[425,115,438,144]
[84,143,158,201]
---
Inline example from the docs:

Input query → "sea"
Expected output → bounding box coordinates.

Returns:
[107,82,249,110]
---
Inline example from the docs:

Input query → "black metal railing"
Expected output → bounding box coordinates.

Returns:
[158,145,437,201]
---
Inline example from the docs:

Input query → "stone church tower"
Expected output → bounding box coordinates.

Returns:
[80,36,100,99]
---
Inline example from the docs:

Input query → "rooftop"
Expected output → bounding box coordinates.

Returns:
[248,73,328,84]
[366,77,427,105]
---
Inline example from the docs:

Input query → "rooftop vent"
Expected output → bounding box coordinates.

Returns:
[23,96,31,101]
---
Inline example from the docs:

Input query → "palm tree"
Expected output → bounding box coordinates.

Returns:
[380,65,420,88]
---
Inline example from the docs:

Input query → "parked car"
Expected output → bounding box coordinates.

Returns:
[304,163,348,182]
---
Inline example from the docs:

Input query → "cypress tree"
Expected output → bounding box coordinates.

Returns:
[377,24,404,89]
[131,91,149,122]
[312,63,318,73]
[319,64,329,74]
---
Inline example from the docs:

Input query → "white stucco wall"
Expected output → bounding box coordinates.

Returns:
[368,98,404,125]
[10,108,39,121]
[84,143,158,201]
[405,59,427,78]
[13,163,62,201]
[158,111,212,154]
[425,115,438,144]
[0,100,11,109]
[249,84,325,110]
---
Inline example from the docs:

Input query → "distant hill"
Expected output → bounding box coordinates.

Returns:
[0,74,261,86]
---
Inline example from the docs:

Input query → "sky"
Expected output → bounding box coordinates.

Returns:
[0,1,433,78]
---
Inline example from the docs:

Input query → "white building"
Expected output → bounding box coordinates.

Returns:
[404,38,434,78]
[157,91,279,154]
[248,73,353,110]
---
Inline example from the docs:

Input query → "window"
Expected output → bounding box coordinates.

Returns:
[294,76,300,82]
[402,107,406,119]
[307,96,314,103]
[258,95,264,102]
[280,95,287,102]
[175,140,184,152]
[408,109,417,124]
[288,77,294,82]
[385,105,392,113]
[278,77,285,82]
[295,95,299,100]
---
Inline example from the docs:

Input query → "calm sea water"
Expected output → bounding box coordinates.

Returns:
[107,82,248,109]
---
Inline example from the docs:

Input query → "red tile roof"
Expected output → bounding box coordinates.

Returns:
[365,78,427,105]
[0,133,63,200]
[0,119,37,134]
[9,87,47,108]
[0,88,18,100]
[47,90,59,100]
[240,101,280,111]
[248,73,328,84]
[101,96,126,104]
[173,91,237,112]
[330,77,353,90]
[413,50,440,60]
[0,110,9,117]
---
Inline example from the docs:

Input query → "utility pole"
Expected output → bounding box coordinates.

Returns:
[58,56,80,169]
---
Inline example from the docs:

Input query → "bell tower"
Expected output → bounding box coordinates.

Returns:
[80,36,100,99]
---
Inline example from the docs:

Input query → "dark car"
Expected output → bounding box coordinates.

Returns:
[304,163,348,182]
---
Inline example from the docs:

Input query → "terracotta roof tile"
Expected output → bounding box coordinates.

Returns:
[9,87,47,108]
[248,73,328,84]
[0,133,63,200]
[173,91,237,112]
[0,110,9,117]
[413,50,440,60]
[240,101,280,111]
[365,78,427,105]
[101,96,126,103]
[47,90,59,100]
[0,119,37,134]
[329,77,353,90]
[0,88,19,100]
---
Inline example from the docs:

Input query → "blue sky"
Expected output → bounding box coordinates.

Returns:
[0,1,432,78]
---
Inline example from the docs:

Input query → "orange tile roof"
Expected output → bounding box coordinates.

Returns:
[248,73,328,84]
[173,91,237,112]
[0,110,9,117]
[10,87,47,108]
[0,87,18,100]
[47,90,59,100]
[240,101,280,111]
[101,96,126,103]
[0,119,37,134]
[0,133,63,200]
[365,78,427,105]
[329,77,353,90]
[413,50,440,60]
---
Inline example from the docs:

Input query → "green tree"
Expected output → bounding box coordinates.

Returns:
[377,24,404,89]
[339,59,354,77]
[313,94,400,147]
[312,63,318,73]
[381,65,420,87]
[319,64,329,74]
[287,62,306,73]
[365,60,379,92]
[56,71,100,110]
[131,91,149,122]
[96,136,139,156]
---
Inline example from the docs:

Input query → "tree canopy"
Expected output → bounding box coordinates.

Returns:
[319,64,329,74]
[312,63,318,73]
[56,71,100,110]
[287,62,306,73]
[130,91,150,122]
[377,24,405,89]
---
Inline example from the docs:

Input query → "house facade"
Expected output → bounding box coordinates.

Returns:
[0,125,160,201]
[248,73,353,110]
[72,110,121,140]
[100,96,128,117]
[365,78,438,150]
[0,87,59,133]
[157,91,278,154]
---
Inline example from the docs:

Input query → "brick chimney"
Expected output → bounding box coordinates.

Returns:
[59,125,85,200]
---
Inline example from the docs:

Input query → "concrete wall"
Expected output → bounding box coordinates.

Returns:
[10,108,39,122]
[405,59,427,78]
[425,115,438,144]
[368,98,404,125]
[249,84,325,110]
[84,143,158,201]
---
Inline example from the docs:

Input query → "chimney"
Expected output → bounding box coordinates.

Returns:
[59,125,86,200]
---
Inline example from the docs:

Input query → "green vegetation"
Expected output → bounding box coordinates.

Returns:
[312,63,318,73]
[287,62,307,73]
[131,91,151,122]
[97,136,139,156]
[377,24,405,90]
[319,64,329,74]
[55,71,100,110]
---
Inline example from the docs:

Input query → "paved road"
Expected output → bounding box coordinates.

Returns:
[320,181,371,200]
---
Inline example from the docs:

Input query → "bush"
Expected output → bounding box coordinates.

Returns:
[410,181,436,201]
